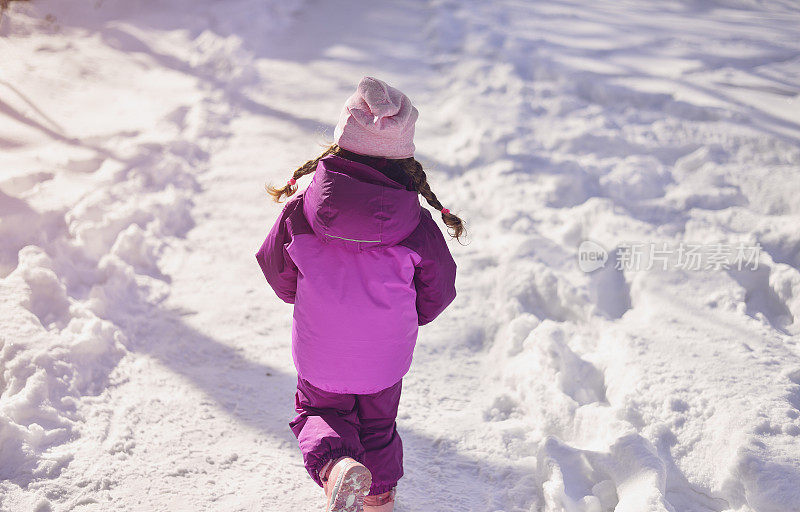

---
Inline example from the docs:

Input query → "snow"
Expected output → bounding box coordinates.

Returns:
[1,0,800,511]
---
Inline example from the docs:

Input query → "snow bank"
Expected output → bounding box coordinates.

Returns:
[0,0,304,495]
[0,138,196,486]
[0,247,126,483]
[422,0,800,510]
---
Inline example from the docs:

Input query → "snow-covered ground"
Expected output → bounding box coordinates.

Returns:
[2,0,800,510]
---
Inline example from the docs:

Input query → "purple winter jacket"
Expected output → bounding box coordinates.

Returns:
[256,154,457,394]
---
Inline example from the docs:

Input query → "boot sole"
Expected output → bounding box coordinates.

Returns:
[326,461,372,512]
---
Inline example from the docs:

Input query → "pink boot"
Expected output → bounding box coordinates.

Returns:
[363,487,396,512]
[320,457,372,512]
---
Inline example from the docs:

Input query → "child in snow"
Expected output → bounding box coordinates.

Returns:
[255,76,463,511]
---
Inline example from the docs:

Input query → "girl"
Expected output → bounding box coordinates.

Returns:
[256,76,463,512]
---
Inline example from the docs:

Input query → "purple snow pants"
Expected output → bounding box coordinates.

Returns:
[289,376,404,496]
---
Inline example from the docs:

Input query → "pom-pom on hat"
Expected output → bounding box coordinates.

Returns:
[333,76,419,159]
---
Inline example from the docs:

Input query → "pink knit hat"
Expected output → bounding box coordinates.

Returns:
[333,76,418,159]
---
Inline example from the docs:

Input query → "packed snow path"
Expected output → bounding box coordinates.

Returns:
[2,0,800,511]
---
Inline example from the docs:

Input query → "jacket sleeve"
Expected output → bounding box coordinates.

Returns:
[413,210,457,326]
[255,196,302,304]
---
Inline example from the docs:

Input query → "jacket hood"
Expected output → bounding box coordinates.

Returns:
[302,154,421,249]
